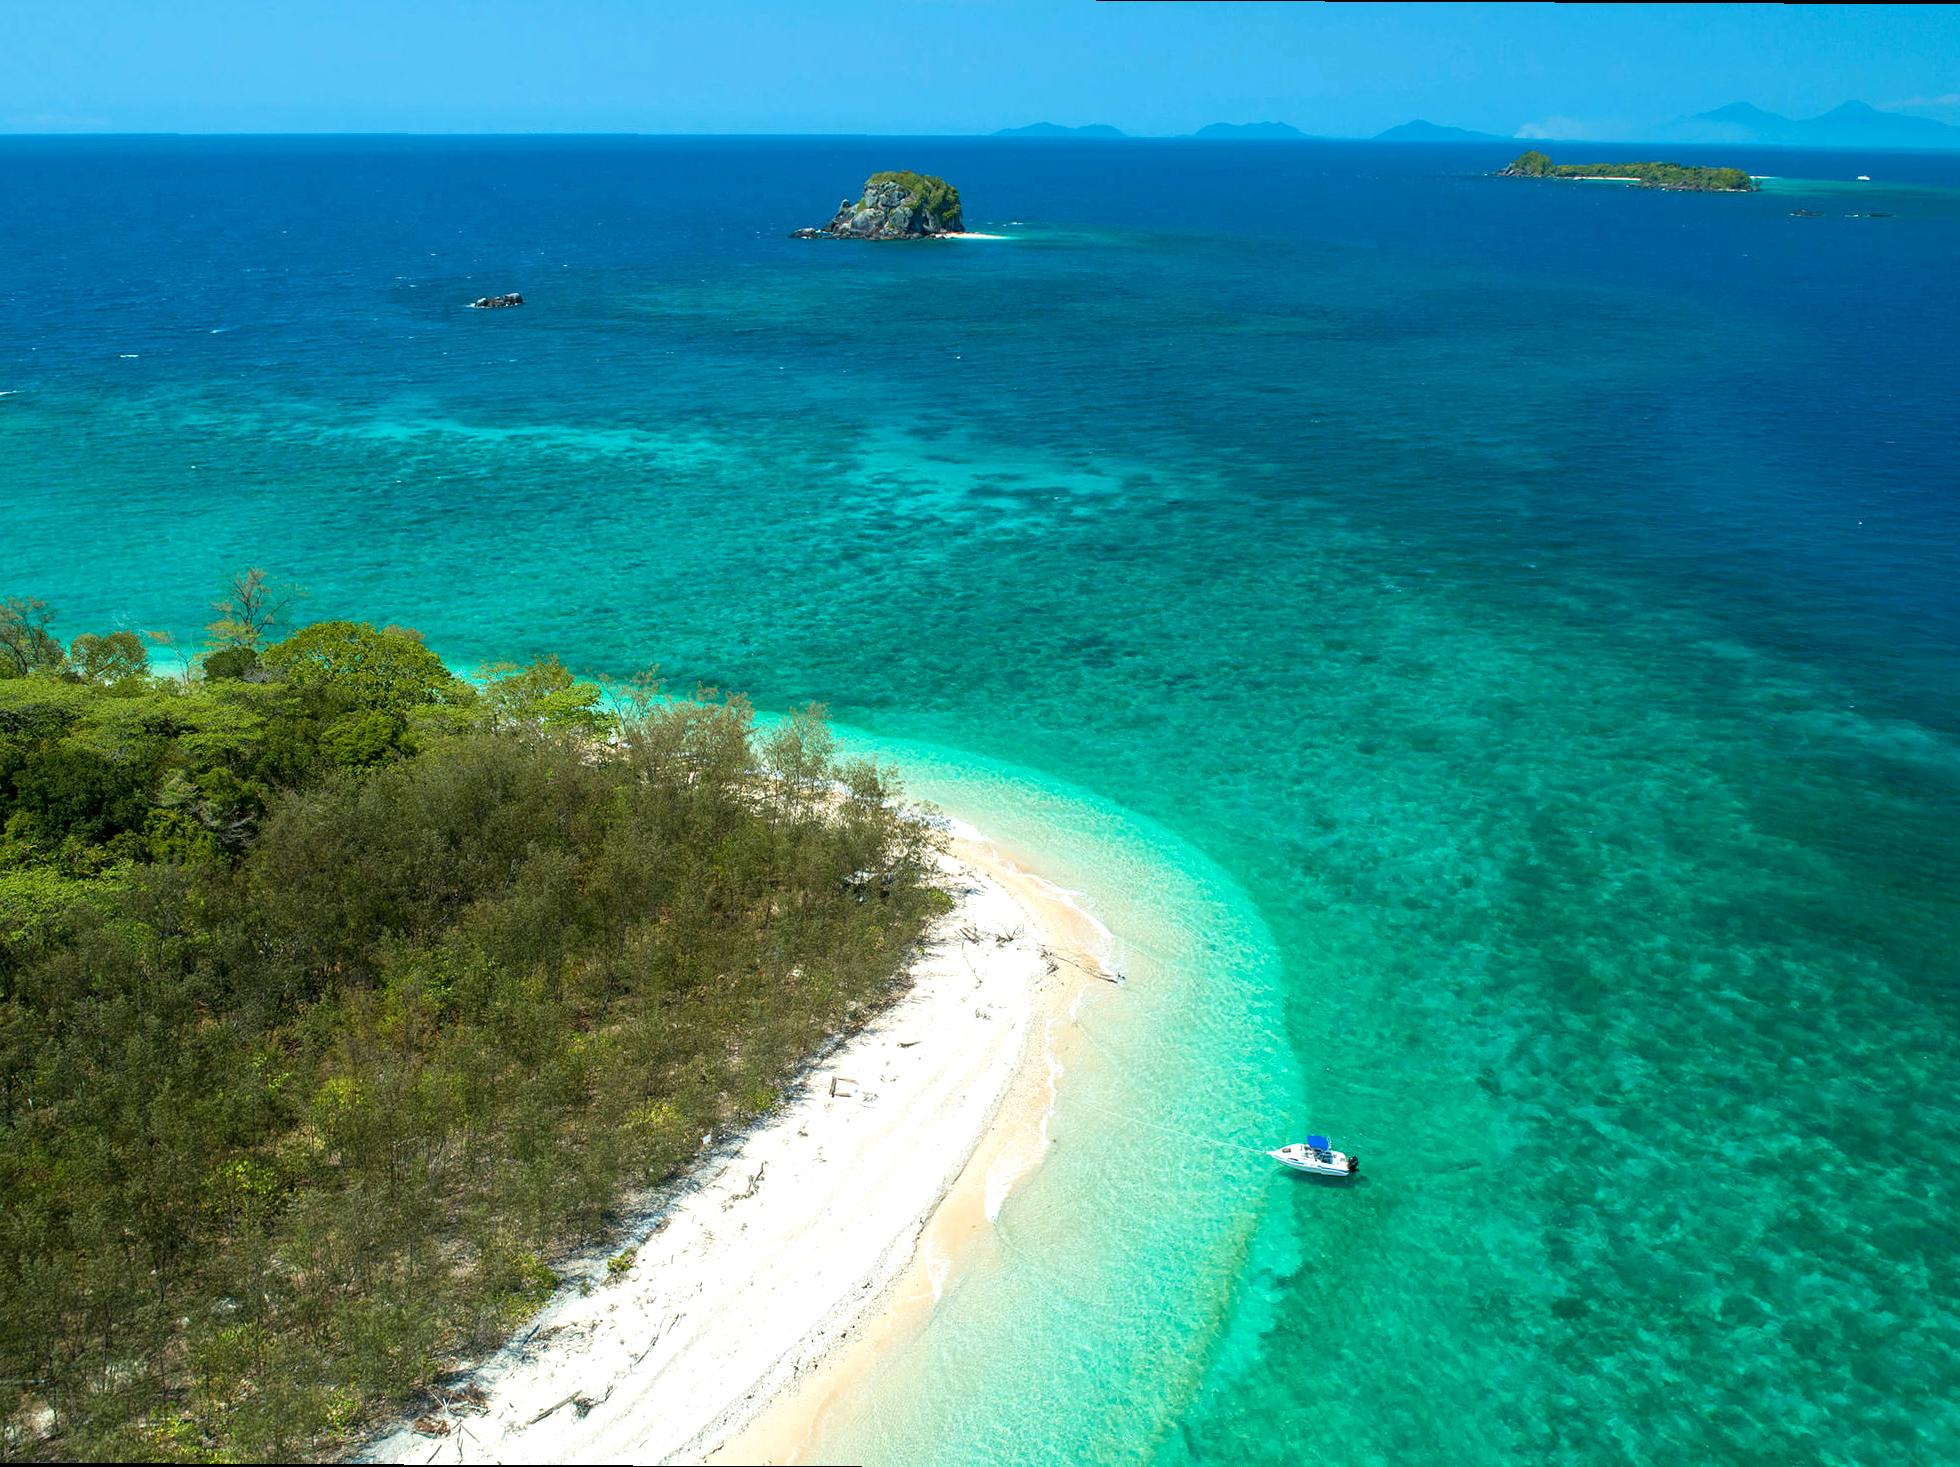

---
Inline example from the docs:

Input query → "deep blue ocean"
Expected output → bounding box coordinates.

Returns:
[3,136,1957,1464]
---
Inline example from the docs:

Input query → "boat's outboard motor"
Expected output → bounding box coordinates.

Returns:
[1348,1156,1360,1173]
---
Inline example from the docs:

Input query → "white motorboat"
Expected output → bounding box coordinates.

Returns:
[1270,1135,1359,1178]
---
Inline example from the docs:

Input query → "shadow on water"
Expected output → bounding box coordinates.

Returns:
[1272,1171,1373,1192]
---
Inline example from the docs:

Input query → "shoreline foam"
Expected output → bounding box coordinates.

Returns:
[362,825,1110,1466]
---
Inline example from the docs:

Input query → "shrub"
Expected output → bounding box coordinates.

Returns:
[864,170,964,228]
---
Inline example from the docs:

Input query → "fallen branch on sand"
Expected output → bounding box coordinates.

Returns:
[1041,944,1123,984]
[631,1312,685,1368]
[723,1162,768,1209]
[526,1381,614,1427]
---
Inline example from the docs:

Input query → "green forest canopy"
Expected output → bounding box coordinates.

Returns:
[1501,149,1755,191]
[0,592,944,1460]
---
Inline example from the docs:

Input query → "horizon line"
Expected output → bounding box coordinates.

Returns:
[3,130,1958,153]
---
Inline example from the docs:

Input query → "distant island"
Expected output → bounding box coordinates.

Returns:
[1190,121,1309,140]
[1374,119,1507,143]
[1499,150,1755,192]
[793,170,966,239]
[994,122,1126,139]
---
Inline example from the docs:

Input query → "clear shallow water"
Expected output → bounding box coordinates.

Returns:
[3,137,1958,1463]
[803,734,1292,1466]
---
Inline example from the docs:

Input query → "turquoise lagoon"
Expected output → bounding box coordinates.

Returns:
[3,137,1958,1463]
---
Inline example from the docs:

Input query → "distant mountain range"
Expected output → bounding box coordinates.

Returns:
[993,121,1314,141]
[1189,121,1310,140]
[1367,102,1960,148]
[991,122,1127,139]
[1648,100,1960,149]
[1371,119,1506,143]
[991,101,1960,150]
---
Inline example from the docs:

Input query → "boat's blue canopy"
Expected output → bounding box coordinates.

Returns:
[1306,1134,1330,1150]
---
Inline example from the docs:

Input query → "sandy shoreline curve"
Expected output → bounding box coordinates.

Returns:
[362,822,1114,1466]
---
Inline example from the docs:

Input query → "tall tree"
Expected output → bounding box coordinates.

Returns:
[0,596,67,677]
[481,657,616,736]
[206,569,302,651]
[68,631,148,685]
[261,621,469,713]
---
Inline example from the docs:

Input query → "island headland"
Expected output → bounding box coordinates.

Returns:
[0,583,1105,1461]
[1499,149,1756,192]
[792,171,966,239]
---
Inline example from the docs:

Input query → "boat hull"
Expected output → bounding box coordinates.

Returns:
[1269,1145,1359,1178]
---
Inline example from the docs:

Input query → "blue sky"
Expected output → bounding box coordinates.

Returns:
[5,1,1958,137]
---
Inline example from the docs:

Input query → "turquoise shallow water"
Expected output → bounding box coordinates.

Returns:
[3,137,1958,1463]
[803,734,1292,1466]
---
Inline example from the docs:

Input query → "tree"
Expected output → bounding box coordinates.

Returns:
[481,657,616,737]
[318,709,407,768]
[69,631,149,686]
[763,703,836,820]
[0,597,67,677]
[261,621,470,714]
[144,629,196,689]
[202,646,261,682]
[207,569,302,652]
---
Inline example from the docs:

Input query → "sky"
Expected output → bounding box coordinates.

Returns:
[4,1,1959,138]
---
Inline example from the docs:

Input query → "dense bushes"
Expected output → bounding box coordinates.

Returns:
[0,609,941,1459]
[865,169,964,227]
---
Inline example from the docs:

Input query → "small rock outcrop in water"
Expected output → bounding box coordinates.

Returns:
[792,171,964,239]
[470,292,524,309]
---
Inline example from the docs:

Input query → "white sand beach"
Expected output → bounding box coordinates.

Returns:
[364,826,1112,1466]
